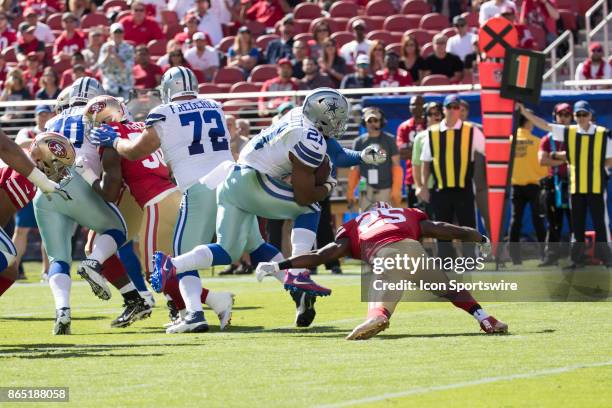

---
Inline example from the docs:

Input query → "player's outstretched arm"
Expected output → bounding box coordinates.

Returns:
[290,153,334,206]
[420,220,484,243]
[91,124,161,161]
[0,127,36,177]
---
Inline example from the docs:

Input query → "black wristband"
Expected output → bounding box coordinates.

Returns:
[278,260,293,270]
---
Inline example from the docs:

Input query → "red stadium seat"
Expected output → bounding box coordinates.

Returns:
[214,67,244,84]
[161,10,179,26]
[294,33,314,43]
[2,46,17,63]
[198,83,226,94]
[330,31,355,48]
[404,29,433,46]
[420,42,433,57]
[116,9,132,21]
[147,39,167,57]
[290,19,310,34]
[46,13,63,30]
[248,64,278,82]
[230,81,261,93]
[366,30,395,44]
[441,27,458,39]
[329,1,359,18]
[308,17,345,34]
[293,3,323,20]
[385,42,401,55]
[245,20,266,37]
[81,12,108,29]
[366,0,396,17]
[346,16,385,31]
[461,11,479,29]
[558,9,578,31]
[216,36,235,53]
[420,74,450,86]
[53,59,72,74]
[384,15,420,32]
[401,0,432,15]
[420,13,449,31]
[164,24,181,40]
[102,0,129,12]
[256,34,279,50]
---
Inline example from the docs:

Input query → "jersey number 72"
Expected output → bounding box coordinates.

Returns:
[179,110,228,156]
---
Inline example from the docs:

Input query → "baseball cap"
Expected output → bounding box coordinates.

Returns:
[277,101,294,114]
[443,94,459,107]
[453,15,466,26]
[356,54,369,65]
[62,12,77,21]
[277,58,292,67]
[35,105,52,114]
[23,7,36,16]
[554,103,572,114]
[193,32,206,41]
[573,100,593,114]
[18,22,35,33]
[589,42,603,52]
[352,19,366,29]
[110,22,124,33]
[363,107,381,121]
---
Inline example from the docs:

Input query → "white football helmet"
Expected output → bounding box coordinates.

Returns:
[55,86,72,114]
[160,66,198,103]
[302,88,350,138]
[69,77,103,106]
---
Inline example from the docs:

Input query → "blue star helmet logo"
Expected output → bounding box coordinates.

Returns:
[324,99,340,117]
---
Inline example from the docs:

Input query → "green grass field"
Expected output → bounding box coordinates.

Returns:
[0,263,610,408]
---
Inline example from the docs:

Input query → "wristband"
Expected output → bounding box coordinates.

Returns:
[278,260,293,270]
[27,167,56,193]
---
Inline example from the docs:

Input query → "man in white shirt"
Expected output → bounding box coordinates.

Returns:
[446,16,477,62]
[479,0,517,26]
[575,42,612,81]
[192,0,223,46]
[24,7,55,43]
[184,32,219,81]
[339,19,372,65]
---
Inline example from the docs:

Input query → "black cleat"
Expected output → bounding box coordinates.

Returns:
[330,266,343,274]
[111,298,152,328]
[77,259,112,300]
[53,308,71,335]
[291,291,316,327]
[167,299,180,322]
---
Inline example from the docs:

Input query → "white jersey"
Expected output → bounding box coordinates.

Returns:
[239,107,327,179]
[145,97,233,191]
[45,106,102,175]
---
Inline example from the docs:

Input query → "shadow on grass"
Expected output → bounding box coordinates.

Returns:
[0,316,107,322]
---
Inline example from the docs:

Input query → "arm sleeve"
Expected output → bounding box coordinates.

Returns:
[420,135,432,161]
[326,137,361,168]
[551,124,566,142]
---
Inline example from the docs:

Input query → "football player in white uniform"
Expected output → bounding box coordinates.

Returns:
[91,66,235,333]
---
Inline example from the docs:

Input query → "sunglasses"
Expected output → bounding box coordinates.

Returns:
[367,118,380,123]
[427,111,442,117]
[445,104,460,110]
[575,112,590,117]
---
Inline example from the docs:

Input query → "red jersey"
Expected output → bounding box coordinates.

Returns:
[374,68,413,88]
[336,207,428,261]
[396,117,426,185]
[118,15,163,46]
[53,30,87,57]
[539,134,568,178]
[109,121,176,208]
[0,28,16,51]
[0,166,36,211]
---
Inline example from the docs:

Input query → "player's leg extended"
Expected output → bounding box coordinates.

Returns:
[116,190,148,294]
[33,195,74,335]
[0,226,17,297]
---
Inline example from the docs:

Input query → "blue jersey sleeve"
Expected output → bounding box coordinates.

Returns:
[326,137,361,168]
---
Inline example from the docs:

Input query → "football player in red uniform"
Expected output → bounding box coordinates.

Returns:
[256,201,507,340]
[81,96,234,331]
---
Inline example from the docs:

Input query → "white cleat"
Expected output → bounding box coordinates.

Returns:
[206,292,235,330]
[53,308,71,335]
[166,311,209,334]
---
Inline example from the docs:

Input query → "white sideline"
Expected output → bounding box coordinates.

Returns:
[316,361,612,408]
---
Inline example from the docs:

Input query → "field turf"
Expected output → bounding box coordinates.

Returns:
[0,263,610,407]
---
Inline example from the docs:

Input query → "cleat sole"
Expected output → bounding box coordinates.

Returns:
[77,268,111,300]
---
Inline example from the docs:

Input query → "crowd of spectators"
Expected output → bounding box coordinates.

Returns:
[0,0,601,114]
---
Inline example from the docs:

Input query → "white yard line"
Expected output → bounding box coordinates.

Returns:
[317,361,612,408]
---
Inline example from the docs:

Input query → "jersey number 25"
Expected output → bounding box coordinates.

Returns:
[179,110,228,156]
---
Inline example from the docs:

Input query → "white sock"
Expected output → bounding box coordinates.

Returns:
[119,282,136,294]
[472,308,489,322]
[49,273,71,309]
[89,234,118,264]
[289,228,316,276]
[178,275,203,312]
[172,245,213,273]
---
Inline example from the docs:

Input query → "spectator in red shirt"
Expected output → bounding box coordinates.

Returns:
[118,0,164,46]
[133,45,163,89]
[241,0,289,29]
[23,0,63,19]
[15,23,45,64]
[520,0,559,46]
[374,51,413,88]
[60,51,98,88]
[53,13,87,63]
[23,52,43,96]
[258,58,299,117]
[396,95,426,207]
[0,12,16,51]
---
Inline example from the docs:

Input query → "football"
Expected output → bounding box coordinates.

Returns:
[315,155,331,185]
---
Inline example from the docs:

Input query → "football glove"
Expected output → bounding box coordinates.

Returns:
[91,124,119,148]
[255,262,280,282]
[477,235,491,258]
[361,145,387,165]
[323,174,337,193]
[74,156,99,186]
